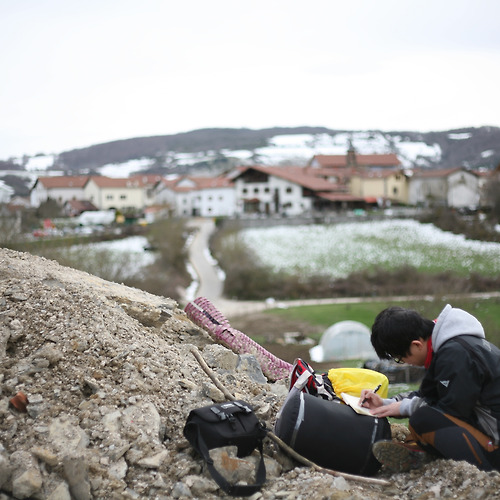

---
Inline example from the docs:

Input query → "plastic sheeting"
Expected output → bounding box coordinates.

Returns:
[309,320,378,362]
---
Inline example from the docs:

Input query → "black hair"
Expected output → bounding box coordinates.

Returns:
[371,306,435,360]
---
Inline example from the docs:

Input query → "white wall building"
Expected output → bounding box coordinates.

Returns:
[232,165,360,216]
[84,177,146,211]
[408,167,479,208]
[155,176,236,217]
[30,176,88,207]
[447,169,480,208]
[0,181,14,204]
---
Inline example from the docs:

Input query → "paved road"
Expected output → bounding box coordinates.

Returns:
[184,218,272,317]
[187,218,223,301]
[185,217,500,319]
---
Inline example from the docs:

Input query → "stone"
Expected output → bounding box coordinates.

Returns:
[202,345,239,370]
[0,453,12,489]
[12,468,43,499]
[49,415,89,452]
[237,354,268,384]
[46,482,72,500]
[108,458,128,480]
[31,446,59,467]
[0,326,10,360]
[171,481,192,498]
[62,454,91,500]
[137,450,169,469]
[122,402,162,443]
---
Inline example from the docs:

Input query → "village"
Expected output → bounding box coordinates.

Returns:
[19,146,495,224]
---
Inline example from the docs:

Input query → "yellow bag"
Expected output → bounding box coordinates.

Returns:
[327,368,389,399]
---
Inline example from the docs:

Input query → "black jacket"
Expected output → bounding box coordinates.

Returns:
[398,305,500,444]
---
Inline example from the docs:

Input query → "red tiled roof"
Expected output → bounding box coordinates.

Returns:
[412,167,466,178]
[156,177,180,189]
[235,165,343,192]
[188,176,234,190]
[87,176,143,188]
[158,175,234,193]
[171,176,234,192]
[36,176,89,188]
[353,168,405,179]
[306,166,357,178]
[129,174,164,186]
[311,154,400,168]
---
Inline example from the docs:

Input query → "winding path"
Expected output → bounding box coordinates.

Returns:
[185,218,500,319]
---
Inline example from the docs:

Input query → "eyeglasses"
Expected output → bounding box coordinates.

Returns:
[389,354,405,364]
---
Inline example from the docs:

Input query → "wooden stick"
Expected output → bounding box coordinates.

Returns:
[189,346,391,487]
[266,430,390,486]
[190,346,237,401]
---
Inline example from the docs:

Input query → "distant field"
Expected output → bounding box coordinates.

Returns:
[238,219,500,278]
[265,297,500,346]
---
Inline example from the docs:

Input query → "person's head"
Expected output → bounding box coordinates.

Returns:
[371,306,435,365]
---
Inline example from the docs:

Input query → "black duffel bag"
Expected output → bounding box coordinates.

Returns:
[183,400,267,497]
[274,390,391,476]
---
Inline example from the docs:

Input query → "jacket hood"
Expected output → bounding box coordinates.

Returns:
[432,304,485,351]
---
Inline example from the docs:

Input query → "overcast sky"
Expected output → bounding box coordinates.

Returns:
[1,0,499,159]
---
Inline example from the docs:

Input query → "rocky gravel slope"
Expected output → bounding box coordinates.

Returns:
[1,248,500,499]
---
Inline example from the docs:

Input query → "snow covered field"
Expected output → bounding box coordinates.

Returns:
[237,220,500,278]
[68,236,156,281]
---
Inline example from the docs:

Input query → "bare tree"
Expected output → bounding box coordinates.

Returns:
[482,170,500,223]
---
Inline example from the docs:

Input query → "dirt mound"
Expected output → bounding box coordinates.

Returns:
[1,248,499,499]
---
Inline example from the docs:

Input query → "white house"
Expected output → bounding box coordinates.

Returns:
[190,177,236,217]
[447,169,480,208]
[30,176,88,207]
[30,175,151,211]
[408,168,479,208]
[83,177,146,211]
[0,180,14,204]
[232,165,364,216]
[155,176,236,217]
[129,174,164,206]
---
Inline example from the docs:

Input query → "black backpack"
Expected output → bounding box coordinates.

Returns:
[183,400,267,497]
[274,390,391,476]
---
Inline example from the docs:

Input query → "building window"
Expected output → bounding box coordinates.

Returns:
[286,187,293,194]
[254,187,259,194]
[120,194,127,200]
[264,187,270,193]
[242,188,248,194]
[106,195,113,200]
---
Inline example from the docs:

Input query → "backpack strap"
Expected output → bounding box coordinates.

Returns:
[194,424,267,496]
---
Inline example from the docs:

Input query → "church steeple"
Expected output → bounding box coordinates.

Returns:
[346,139,357,167]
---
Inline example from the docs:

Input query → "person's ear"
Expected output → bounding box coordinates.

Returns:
[411,339,426,352]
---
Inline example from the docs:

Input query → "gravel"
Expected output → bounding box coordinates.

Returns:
[1,247,500,499]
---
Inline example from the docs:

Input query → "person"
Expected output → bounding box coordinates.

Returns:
[360,303,500,473]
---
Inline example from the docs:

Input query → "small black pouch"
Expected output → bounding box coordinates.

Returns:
[183,400,267,497]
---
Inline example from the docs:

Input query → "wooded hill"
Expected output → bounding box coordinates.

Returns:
[37,125,500,174]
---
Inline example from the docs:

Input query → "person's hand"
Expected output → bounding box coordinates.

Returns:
[369,401,403,418]
[359,389,383,409]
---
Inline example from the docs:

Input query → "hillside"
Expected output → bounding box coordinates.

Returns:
[1,247,500,499]
[43,125,500,174]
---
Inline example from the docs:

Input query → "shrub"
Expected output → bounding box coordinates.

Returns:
[211,225,500,301]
